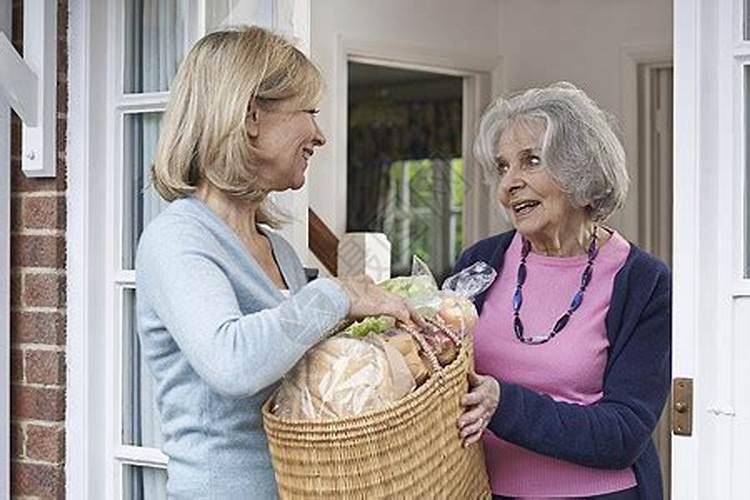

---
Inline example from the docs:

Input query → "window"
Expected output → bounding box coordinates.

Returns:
[72,1,287,498]
[383,158,464,278]
[346,62,465,280]
[112,1,198,498]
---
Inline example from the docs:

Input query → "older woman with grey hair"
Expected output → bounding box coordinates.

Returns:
[455,83,670,500]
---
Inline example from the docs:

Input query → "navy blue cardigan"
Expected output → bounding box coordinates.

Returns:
[455,231,671,500]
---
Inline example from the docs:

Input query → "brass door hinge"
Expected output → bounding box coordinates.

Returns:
[672,377,693,436]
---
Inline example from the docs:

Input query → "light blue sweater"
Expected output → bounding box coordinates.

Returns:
[135,197,350,499]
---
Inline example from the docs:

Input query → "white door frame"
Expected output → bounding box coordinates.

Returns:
[673,0,750,497]
[1,0,12,496]
[619,45,672,243]
[333,38,505,247]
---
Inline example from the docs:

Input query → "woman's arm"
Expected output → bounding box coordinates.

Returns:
[487,266,671,469]
[137,223,350,399]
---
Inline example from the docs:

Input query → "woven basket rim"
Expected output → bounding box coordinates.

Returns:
[262,340,471,428]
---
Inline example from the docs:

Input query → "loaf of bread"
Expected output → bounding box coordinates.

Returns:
[380,329,430,385]
[273,335,415,420]
[436,296,478,335]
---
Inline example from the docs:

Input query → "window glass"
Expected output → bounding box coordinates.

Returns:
[124,0,188,93]
[122,112,168,270]
[122,288,162,449]
[123,465,168,500]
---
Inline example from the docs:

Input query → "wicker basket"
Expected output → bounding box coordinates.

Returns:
[262,327,491,499]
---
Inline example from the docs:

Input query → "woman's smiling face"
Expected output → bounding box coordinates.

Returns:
[248,99,327,192]
[494,119,585,240]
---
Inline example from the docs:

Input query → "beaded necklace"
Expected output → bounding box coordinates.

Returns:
[512,226,599,345]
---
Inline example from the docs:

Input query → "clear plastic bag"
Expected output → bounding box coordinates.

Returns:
[272,258,497,421]
[272,334,415,421]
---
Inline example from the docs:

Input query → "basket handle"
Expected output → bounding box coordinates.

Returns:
[424,315,462,348]
[396,317,462,375]
[396,321,441,374]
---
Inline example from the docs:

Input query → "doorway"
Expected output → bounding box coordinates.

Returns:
[346,61,465,280]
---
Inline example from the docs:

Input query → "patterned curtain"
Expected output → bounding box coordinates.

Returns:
[346,98,462,232]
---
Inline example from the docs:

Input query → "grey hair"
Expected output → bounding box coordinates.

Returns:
[473,82,629,222]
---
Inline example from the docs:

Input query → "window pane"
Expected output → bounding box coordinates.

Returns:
[122,288,163,449]
[124,0,188,93]
[746,0,750,40]
[123,112,168,270]
[123,465,168,500]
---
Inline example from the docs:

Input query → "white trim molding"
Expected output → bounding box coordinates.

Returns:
[0,0,57,177]
[67,0,109,498]
[619,44,673,244]
[0,0,12,496]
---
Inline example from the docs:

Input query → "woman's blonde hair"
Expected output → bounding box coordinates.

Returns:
[152,25,324,227]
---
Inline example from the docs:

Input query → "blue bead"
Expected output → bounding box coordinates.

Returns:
[513,289,523,311]
[570,291,584,312]
[513,316,524,339]
[553,313,571,333]
[517,263,527,285]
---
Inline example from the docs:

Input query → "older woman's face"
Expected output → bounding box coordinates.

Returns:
[250,99,326,191]
[494,119,583,239]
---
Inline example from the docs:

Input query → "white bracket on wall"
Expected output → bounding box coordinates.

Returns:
[0,0,57,178]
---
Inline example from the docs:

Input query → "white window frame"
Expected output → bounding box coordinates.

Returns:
[67,1,311,498]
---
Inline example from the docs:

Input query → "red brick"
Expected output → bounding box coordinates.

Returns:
[57,0,68,42]
[10,271,21,307]
[22,196,66,230]
[10,196,22,231]
[56,74,68,116]
[56,116,66,154]
[25,350,65,385]
[11,310,66,346]
[11,158,68,192]
[10,423,24,459]
[23,272,66,308]
[11,234,66,268]
[11,310,66,345]
[26,424,65,464]
[11,4,22,53]
[10,348,23,383]
[11,462,65,499]
[11,386,65,421]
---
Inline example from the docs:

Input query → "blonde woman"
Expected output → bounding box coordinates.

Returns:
[136,26,420,499]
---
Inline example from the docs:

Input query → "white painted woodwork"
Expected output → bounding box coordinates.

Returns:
[337,233,392,283]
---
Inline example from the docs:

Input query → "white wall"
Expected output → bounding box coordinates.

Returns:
[309,0,501,240]
[497,0,673,240]
[308,0,672,248]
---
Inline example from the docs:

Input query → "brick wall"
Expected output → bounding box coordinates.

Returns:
[9,0,69,498]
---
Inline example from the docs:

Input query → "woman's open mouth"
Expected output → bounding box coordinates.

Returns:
[512,200,540,217]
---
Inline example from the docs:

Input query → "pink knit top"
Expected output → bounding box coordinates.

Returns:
[474,231,636,498]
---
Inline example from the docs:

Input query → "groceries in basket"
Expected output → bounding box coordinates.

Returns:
[271,259,496,421]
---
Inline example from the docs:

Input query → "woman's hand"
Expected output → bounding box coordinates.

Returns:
[335,275,425,326]
[458,371,501,446]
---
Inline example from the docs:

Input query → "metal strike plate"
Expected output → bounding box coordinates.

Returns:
[672,377,693,436]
